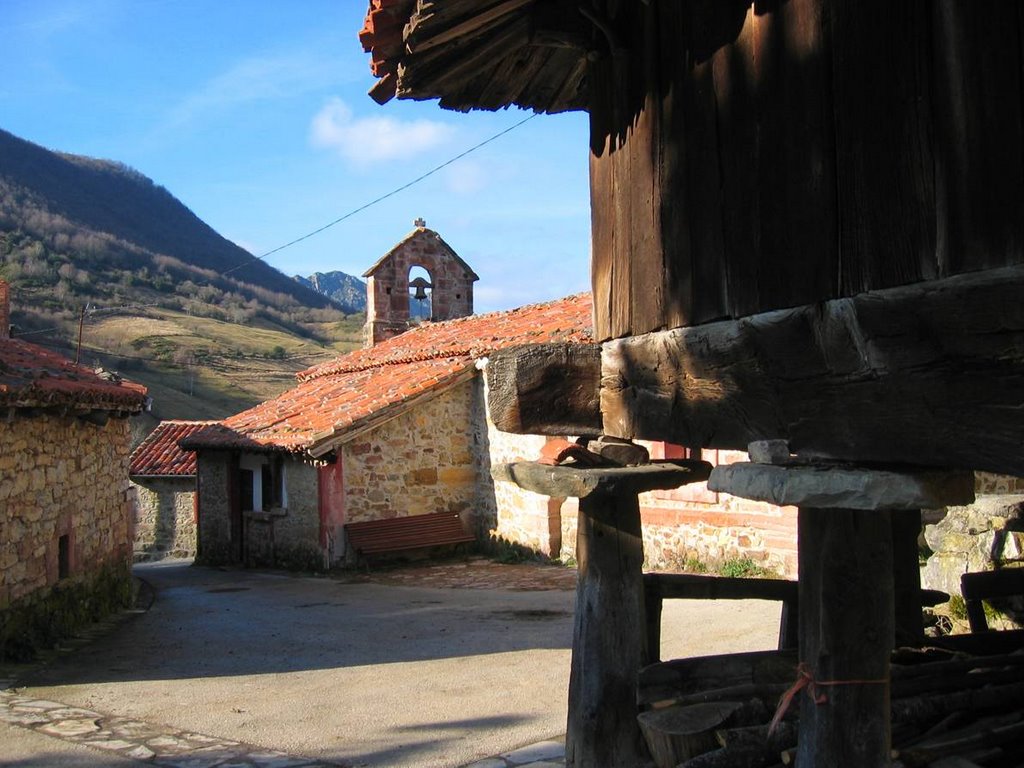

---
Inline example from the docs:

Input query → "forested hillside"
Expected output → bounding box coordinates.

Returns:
[0,128,343,333]
[0,128,364,429]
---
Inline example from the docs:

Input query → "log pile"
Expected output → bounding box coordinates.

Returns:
[638,648,1024,768]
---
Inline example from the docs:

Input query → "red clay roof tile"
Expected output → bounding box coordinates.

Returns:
[130,420,219,477]
[0,338,147,412]
[184,294,593,455]
[298,293,592,381]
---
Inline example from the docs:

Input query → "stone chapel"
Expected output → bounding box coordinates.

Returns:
[362,218,479,346]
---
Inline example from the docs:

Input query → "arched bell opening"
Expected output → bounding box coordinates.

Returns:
[408,265,433,323]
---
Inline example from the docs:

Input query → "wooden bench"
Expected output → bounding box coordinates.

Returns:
[961,568,1024,632]
[344,512,475,563]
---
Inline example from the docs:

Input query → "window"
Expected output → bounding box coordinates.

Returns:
[239,468,255,511]
[58,534,70,579]
[239,454,286,512]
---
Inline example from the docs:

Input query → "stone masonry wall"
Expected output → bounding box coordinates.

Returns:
[244,459,322,571]
[341,381,478,537]
[0,413,135,658]
[131,478,196,561]
[195,451,233,565]
[558,449,798,577]
[473,374,561,556]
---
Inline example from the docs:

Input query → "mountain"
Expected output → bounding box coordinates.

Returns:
[0,127,362,425]
[0,127,340,326]
[294,271,367,314]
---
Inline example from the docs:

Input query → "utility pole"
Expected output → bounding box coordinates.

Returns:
[75,303,90,365]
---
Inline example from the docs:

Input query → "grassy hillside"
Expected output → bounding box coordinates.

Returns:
[47,307,365,424]
[0,127,370,429]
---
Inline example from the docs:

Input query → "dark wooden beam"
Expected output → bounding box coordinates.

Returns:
[601,266,1024,477]
[485,343,602,436]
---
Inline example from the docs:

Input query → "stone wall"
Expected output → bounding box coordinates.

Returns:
[130,478,196,561]
[633,449,797,576]
[923,493,1024,597]
[483,423,799,576]
[194,451,234,565]
[341,381,478,533]
[244,459,323,570]
[0,413,135,659]
[473,375,561,556]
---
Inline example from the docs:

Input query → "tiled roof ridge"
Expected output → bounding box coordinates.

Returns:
[297,292,592,383]
[299,352,471,381]
[154,419,220,426]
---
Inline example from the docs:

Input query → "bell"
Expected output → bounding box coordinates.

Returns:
[409,276,431,301]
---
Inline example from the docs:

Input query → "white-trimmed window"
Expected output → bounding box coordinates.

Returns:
[239,454,287,511]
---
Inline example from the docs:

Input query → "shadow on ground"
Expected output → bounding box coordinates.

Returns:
[19,560,575,688]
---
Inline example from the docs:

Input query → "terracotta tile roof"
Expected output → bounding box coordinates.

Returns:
[299,293,593,381]
[184,294,593,455]
[130,420,218,477]
[0,338,148,412]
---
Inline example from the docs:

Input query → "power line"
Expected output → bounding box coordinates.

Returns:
[223,112,540,276]
[13,301,163,337]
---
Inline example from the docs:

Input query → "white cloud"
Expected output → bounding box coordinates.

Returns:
[163,52,342,133]
[309,97,454,165]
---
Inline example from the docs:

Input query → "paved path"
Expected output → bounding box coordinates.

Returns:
[1,560,780,767]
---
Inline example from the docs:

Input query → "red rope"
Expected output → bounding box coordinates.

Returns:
[767,662,889,735]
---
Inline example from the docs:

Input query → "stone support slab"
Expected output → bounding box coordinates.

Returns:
[708,463,974,510]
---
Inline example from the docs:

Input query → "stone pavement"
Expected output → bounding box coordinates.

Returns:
[461,739,565,768]
[0,679,565,768]
[0,685,342,767]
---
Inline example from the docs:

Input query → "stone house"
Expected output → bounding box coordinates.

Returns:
[184,227,798,574]
[0,280,148,659]
[129,420,215,561]
[184,291,594,569]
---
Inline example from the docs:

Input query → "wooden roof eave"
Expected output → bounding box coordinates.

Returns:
[367,0,591,114]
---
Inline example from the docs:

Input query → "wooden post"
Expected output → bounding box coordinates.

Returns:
[569,487,648,766]
[891,510,925,645]
[708,461,974,767]
[644,578,665,665]
[492,460,712,768]
[797,506,894,767]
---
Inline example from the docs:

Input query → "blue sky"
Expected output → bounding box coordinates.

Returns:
[1,0,593,312]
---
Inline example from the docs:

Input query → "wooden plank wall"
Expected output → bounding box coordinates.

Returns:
[588,0,1024,341]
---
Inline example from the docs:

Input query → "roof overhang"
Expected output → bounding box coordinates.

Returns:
[361,0,592,114]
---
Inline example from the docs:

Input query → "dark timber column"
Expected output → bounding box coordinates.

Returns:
[891,510,926,644]
[570,487,646,765]
[492,460,712,768]
[797,506,894,766]
[709,460,974,767]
